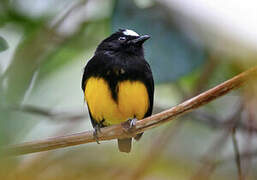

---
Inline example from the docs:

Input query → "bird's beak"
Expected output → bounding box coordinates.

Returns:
[129,35,150,45]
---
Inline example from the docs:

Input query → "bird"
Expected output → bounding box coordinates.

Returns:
[81,29,154,153]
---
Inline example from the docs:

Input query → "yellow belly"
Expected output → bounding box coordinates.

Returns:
[84,77,149,125]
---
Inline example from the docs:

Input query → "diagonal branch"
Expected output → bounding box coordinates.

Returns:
[2,66,257,156]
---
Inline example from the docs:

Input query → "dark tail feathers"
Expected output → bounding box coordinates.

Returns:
[117,133,144,153]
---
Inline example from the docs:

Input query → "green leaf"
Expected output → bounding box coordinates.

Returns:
[0,36,8,52]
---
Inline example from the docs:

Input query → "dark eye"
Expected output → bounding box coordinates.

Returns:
[118,36,126,41]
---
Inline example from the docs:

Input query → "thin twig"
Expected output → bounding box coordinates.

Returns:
[130,120,186,180]
[190,107,257,133]
[193,53,218,94]
[6,105,87,122]
[217,149,257,166]
[50,0,88,30]
[190,103,243,180]
[232,127,243,180]
[241,84,257,178]
[2,66,257,156]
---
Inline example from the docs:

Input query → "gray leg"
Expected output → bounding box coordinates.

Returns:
[93,124,101,144]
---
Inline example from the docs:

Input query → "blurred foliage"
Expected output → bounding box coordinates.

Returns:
[39,19,110,78]
[0,0,257,180]
[0,36,8,52]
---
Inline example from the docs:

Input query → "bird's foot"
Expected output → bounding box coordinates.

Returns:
[122,118,137,132]
[128,118,137,129]
[93,125,101,144]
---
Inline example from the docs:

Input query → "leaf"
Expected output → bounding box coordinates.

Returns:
[112,1,206,83]
[0,36,8,52]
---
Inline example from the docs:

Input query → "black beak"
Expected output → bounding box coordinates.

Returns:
[129,35,150,45]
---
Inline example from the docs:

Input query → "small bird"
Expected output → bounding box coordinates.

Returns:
[82,29,154,153]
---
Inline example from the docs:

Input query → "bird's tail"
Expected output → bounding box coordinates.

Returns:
[117,138,132,153]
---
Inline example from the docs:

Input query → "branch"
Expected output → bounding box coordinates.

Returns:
[2,67,257,156]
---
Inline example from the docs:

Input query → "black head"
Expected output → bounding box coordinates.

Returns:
[95,29,150,56]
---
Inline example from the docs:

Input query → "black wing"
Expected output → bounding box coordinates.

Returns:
[143,60,154,118]
[81,55,105,128]
[125,56,154,118]
[134,59,154,140]
[81,58,93,92]
[81,55,103,92]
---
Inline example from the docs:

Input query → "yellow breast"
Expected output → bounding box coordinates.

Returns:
[84,77,149,125]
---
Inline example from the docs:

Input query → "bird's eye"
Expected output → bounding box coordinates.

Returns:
[118,36,126,41]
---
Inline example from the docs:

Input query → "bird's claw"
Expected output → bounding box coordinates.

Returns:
[129,118,137,128]
[93,125,101,144]
[122,118,137,132]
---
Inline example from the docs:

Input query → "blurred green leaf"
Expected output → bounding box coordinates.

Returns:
[112,1,206,83]
[0,20,60,145]
[39,19,110,78]
[0,36,8,52]
[0,1,48,29]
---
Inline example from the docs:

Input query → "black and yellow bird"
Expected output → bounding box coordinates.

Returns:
[81,29,154,153]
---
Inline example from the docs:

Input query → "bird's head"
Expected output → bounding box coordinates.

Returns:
[96,29,150,56]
